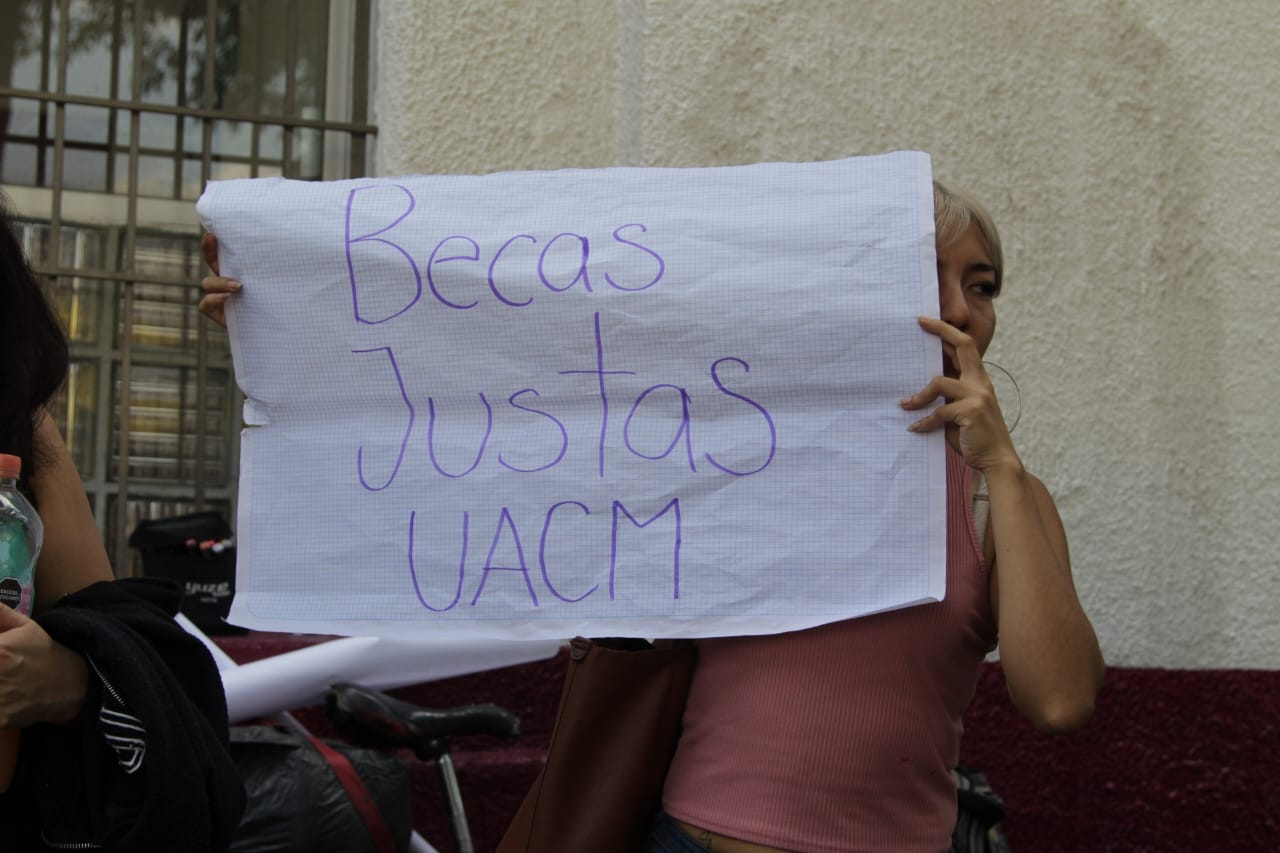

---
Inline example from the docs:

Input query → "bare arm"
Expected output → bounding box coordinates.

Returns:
[902,316,1103,733]
[983,462,1103,732]
[31,413,113,607]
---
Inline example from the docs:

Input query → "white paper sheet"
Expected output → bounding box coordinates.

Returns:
[218,635,560,723]
[176,614,558,721]
[197,151,945,640]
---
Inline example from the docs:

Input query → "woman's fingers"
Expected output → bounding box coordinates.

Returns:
[904,401,953,434]
[198,292,231,327]
[901,372,999,426]
[899,375,966,411]
[199,276,239,328]
[917,315,983,376]
[201,275,240,296]
[201,231,220,275]
[903,395,994,435]
[198,233,238,327]
[899,344,999,435]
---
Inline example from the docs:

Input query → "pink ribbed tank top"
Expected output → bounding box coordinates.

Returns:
[662,446,997,853]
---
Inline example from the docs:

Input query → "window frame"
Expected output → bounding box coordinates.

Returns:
[0,0,376,571]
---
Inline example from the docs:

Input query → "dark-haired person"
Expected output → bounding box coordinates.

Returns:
[0,194,113,737]
[0,192,244,851]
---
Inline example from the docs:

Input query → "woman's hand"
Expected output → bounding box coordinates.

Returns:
[199,232,240,328]
[899,315,1019,475]
[0,604,88,728]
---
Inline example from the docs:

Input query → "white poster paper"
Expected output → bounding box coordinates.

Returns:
[196,150,945,640]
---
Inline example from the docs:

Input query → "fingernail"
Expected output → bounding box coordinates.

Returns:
[898,398,911,408]
[228,280,242,290]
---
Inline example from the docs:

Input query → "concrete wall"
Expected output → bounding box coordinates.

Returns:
[375,0,1280,669]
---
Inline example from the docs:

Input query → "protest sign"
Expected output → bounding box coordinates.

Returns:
[196,150,945,640]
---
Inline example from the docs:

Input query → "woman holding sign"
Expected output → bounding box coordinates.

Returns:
[636,182,1105,853]
[201,180,1103,853]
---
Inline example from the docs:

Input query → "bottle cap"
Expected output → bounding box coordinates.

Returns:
[0,455,20,479]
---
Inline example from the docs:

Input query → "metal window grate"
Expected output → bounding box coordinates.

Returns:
[1,0,375,573]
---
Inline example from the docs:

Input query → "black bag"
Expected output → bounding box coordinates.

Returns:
[228,726,412,853]
[128,511,244,634]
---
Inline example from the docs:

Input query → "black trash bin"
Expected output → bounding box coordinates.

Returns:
[128,511,246,635]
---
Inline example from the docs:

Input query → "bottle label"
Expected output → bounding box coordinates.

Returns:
[0,517,34,615]
[0,577,21,611]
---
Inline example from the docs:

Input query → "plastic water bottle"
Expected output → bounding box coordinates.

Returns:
[0,453,41,791]
[0,454,41,616]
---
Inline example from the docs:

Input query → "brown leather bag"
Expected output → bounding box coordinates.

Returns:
[497,636,696,853]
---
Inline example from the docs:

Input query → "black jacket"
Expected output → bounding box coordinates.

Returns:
[0,578,246,851]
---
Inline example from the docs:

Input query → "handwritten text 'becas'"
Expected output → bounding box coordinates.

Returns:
[345,183,667,323]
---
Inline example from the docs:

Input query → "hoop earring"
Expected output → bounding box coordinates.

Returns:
[982,360,1022,434]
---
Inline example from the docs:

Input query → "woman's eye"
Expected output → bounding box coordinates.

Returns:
[970,281,999,298]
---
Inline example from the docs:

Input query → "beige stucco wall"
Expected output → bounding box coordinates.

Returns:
[375,0,1280,669]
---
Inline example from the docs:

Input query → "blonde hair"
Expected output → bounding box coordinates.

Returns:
[933,181,1004,292]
